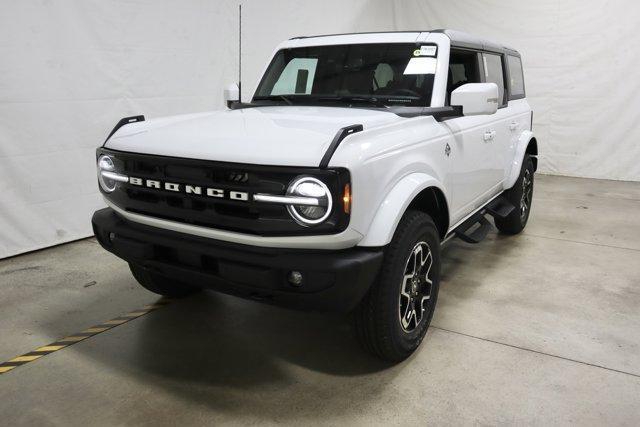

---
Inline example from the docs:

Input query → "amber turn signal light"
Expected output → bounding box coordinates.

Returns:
[342,183,351,214]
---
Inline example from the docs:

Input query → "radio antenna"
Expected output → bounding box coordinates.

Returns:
[238,3,242,103]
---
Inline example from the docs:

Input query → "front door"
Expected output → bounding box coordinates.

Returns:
[445,50,505,223]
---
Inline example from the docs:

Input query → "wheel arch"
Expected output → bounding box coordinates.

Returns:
[406,187,449,239]
[358,173,450,247]
[505,130,538,190]
[527,137,538,171]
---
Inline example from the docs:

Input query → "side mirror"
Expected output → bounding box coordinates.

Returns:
[224,83,240,108]
[451,83,499,116]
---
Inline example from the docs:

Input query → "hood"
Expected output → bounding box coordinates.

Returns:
[105,106,402,167]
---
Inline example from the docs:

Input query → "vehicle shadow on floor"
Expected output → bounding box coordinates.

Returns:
[438,230,523,306]
[59,290,403,418]
[35,227,523,418]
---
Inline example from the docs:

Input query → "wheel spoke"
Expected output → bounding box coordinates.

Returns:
[401,274,413,298]
[414,301,423,325]
[401,300,416,329]
[405,249,418,276]
[423,252,433,284]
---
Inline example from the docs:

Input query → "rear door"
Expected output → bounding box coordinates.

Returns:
[504,54,532,178]
[480,52,512,191]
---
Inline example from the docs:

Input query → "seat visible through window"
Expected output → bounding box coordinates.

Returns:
[446,50,481,105]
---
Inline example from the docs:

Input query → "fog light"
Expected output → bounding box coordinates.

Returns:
[108,232,115,242]
[288,270,303,286]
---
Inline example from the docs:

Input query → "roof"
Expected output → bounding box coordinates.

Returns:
[430,29,519,55]
[289,29,519,56]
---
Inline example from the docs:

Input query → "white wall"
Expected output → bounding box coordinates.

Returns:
[391,0,640,182]
[0,0,395,259]
[1,0,638,259]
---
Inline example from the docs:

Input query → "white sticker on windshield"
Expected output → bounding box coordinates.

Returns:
[420,45,437,56]
[403,57,437,75]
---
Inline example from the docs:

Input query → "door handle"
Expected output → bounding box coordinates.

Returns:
[483,130,496,141]
[509,122,518,131]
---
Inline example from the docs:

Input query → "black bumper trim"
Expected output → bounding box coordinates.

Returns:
[92,208,383,312]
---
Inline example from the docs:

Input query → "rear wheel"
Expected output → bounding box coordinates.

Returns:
[355,210,441,362]
[129,263,199,298]
[495,155,535,235]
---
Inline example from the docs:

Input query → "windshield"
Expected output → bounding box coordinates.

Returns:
[253,43,437,108]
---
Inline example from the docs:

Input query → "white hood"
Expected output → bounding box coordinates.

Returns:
[105,106,401,167]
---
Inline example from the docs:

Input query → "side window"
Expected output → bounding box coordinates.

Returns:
[271,58,318,95]
[482,53,506,106]
[447,50,481,104]
[507,55,525,99]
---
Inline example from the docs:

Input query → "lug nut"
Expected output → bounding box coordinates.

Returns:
[288,270,303,286]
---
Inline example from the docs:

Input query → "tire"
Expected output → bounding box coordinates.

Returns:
[129,263,199,298]
[495,155,535,235]
[355,210,441,362]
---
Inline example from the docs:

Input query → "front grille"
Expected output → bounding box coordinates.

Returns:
[99,149,350,236]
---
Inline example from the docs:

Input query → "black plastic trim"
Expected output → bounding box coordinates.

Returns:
[392,105,463,120]
[319,124,363,168]
[103,115,145,145]
[92,208,383,312]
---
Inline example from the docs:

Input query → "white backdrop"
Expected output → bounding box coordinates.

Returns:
[1,0,639,258]
[0,0,395,259]
[391,0,640,182]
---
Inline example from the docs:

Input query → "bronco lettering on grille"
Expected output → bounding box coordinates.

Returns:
[128,177,249,201]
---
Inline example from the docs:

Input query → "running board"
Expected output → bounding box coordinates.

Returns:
[451,196,516,244]
[454,214,492,244]
[485,196,515,219]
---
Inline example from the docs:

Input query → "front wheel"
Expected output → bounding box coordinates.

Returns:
[355,210,441,362]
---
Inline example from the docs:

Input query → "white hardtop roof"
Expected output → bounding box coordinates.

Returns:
[283,29,519,55]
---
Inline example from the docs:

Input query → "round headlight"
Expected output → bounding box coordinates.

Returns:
[97,155,117,192]
[286,177,332,226]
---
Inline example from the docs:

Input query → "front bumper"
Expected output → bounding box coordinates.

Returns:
[92,208,383,312]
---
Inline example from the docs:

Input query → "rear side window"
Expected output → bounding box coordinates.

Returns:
[507,55,525,99]
[482,53,506,106]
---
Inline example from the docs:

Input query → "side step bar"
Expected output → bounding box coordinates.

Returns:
[451,196,516,244]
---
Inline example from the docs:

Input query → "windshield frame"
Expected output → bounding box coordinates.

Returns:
[252,43,438,109]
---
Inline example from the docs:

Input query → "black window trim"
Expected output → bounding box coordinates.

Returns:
[446,47,513,109]
[445,47,484,107]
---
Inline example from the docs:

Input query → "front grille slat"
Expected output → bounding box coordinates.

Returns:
[101,149,350,236]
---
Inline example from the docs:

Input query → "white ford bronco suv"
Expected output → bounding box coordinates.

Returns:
[92,30,537,361]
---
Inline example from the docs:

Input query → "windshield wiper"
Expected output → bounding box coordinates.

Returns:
[277,95,293,105]
[252,95,294,105]
[317,96,388,108]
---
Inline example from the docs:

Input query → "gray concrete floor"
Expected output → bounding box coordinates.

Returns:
[1,174,639,426]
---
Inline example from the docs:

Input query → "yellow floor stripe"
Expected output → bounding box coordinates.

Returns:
[102,319,129,325]
[0,298,172,375]
[83,327,111,333]
[10,355,43,363]
[58,336,89,343]
[125,311,150,317]
[35,345,66,352]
